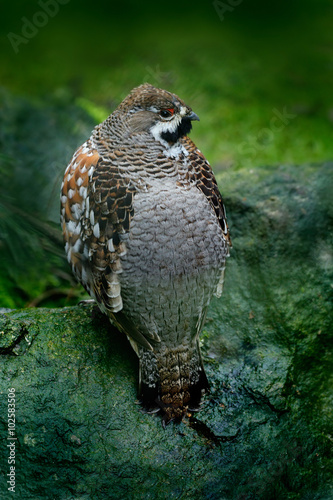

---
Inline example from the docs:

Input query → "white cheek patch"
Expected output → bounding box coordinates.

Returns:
[150,115,182,146]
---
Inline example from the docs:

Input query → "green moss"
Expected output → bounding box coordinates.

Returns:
[0,162,332,498]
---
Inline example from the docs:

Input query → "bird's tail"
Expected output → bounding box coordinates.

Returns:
[139,342,209,424]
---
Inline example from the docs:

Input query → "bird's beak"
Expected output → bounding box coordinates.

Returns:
[187,111,200,121]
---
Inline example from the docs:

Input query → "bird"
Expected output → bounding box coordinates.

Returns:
[60,83,231,425]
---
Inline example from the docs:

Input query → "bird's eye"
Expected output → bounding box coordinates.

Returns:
[159,108,174,119]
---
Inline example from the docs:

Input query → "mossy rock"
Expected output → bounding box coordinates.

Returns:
[0,162,332,499]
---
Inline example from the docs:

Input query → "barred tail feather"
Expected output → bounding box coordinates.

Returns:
[138,341,209,424]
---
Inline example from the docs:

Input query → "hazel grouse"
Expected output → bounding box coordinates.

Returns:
[60,84,231,424]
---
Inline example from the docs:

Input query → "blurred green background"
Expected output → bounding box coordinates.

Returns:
[1,2,333,499]
[0,0,332,307]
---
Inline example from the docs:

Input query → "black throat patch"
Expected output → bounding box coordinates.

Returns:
[161,117,192,144]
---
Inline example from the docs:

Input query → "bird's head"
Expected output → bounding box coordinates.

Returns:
[116,83,200,145]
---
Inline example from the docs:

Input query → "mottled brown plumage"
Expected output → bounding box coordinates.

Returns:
[60,84,230,424]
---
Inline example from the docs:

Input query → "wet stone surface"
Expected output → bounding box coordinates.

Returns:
[0,163,332,499]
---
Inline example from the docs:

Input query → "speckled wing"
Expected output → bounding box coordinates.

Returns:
[181,135,231,297]
[181,136,231,247]
[60,139,135,314]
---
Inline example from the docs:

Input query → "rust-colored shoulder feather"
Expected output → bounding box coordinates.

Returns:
[60,140,135,313]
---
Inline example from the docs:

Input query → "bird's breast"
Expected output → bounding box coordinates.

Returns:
[121,179,226,280]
